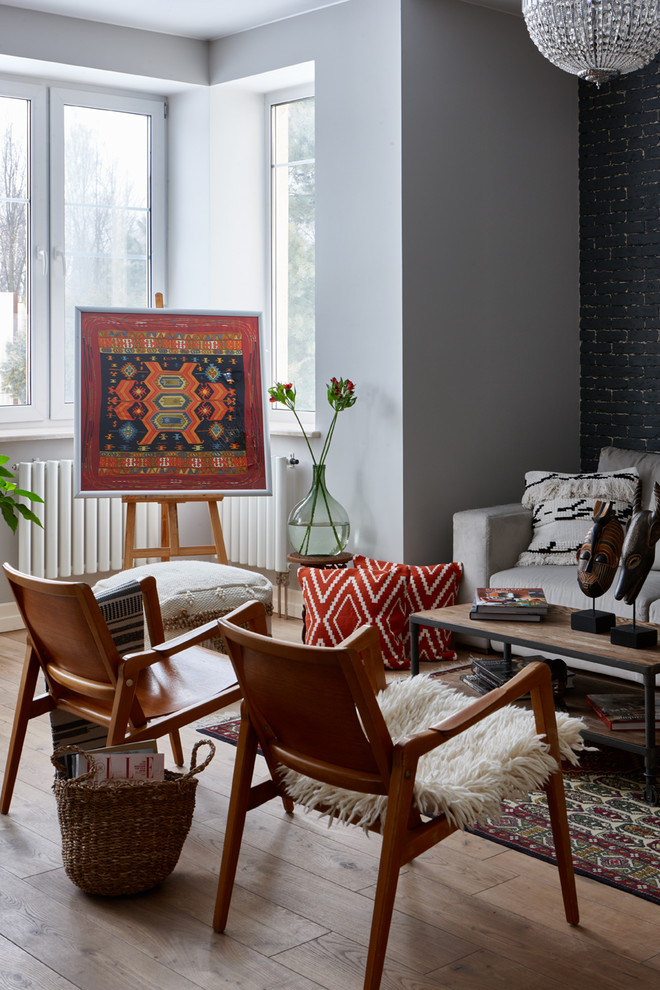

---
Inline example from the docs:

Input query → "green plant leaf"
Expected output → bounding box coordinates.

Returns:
[12,488,44,503]
[14,504,43,526]
[0,503,18,533]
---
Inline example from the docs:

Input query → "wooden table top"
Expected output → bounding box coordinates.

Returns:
[411,602,660,675]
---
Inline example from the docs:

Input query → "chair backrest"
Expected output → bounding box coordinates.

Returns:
[3,565,155,719]
[218,604,394,795]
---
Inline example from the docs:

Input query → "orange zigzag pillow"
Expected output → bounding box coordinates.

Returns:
[354,556,463,664]
[298,565,409,669]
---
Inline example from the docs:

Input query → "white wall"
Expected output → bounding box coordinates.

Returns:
[206,0,405,559]
[400,0,580,561]
[167,88,211,308]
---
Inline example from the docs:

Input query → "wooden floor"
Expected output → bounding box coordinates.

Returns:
[1,617,660,990]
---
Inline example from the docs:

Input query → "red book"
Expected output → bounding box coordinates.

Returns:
[586,693,660,731]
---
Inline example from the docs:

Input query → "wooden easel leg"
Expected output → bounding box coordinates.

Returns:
[207,500,228,564]
[160,504,170,562]
[166,501,181,556]
[123,502,137,569]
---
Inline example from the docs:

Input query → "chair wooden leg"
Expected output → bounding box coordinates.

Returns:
[1,648,44,815]
[544,768,579,925]
[363,762,415,990]
[530,675,579,926]
[213,714,259,932]
[169,729,184,766]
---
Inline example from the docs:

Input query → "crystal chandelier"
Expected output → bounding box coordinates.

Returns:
[522,0,660,85]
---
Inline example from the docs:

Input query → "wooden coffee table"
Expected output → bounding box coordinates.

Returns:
[410,602,660,803]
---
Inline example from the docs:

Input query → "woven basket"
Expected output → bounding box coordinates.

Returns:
[51,738,215,896]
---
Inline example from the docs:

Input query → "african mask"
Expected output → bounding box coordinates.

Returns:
[614,481,660,606]
[577,500,624,599]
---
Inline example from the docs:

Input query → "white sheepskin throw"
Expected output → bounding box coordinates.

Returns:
[281,674,588,832]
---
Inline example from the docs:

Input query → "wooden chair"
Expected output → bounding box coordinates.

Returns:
[212,601,580,990]
[0,562,246,815]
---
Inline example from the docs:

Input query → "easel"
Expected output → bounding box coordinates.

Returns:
[122,493,228,568]
[121,291,229,569]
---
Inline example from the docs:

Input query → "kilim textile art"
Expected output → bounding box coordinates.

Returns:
[198,714,660,906]
[76,309,269,495]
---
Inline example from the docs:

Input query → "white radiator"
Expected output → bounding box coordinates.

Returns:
[16,456,291,579]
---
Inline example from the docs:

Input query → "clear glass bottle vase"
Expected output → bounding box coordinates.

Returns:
[287,464,350,556]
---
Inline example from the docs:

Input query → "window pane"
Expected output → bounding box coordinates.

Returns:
[0,96,29,407]
[63,106,151,403]
[272,98,315,411]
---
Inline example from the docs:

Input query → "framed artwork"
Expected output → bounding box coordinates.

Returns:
[75,308,271,496]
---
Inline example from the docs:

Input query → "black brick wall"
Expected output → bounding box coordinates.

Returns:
[579,58,660,469]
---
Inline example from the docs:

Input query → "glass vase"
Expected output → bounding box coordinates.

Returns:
[287,464,350,556]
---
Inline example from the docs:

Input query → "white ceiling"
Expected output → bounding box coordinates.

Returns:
[0,0,349,40]
[0,1,522,40]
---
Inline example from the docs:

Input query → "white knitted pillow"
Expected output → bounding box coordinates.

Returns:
[516,469,639,566]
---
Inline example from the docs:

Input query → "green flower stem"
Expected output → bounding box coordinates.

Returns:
[288,403,318,467]
[299,466,344,555]
[318,411,339,468]
[318,482,344,553]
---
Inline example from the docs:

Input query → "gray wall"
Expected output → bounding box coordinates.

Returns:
[400,0,580,562]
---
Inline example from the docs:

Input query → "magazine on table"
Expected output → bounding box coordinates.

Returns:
[472,588,548,614]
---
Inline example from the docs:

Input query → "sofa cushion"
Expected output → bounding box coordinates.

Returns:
[598,446,660,570]
[516,469,638,566]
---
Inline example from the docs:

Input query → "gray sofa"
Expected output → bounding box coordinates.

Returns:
[453,445,660,686]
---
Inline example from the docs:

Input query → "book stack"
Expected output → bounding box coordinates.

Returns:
[470,587,548,622]
[460,654,571,701]
[586,693,660,731]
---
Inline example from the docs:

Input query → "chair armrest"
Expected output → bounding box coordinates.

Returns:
[453,503,533,606]
[340,625,387,693]
[149,619,221,655]
[402,661,559,762]
[120,620,221,678]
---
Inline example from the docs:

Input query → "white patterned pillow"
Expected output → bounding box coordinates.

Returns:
[516,469,639,566]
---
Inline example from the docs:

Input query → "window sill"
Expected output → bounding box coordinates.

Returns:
[0,425,74,443]
[270,427,321,439]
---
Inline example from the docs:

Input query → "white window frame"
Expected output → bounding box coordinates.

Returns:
[49,87,166,421]
[0,77,166,431]
[266,84,316,435]
[0,79,48,427]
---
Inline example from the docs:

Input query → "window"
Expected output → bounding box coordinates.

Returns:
[270,93,315,413]
[0,81,165,429]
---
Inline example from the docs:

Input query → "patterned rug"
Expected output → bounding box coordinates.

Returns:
[197,716,660,906]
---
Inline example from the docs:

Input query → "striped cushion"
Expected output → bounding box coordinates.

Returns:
[50,580,145,753]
